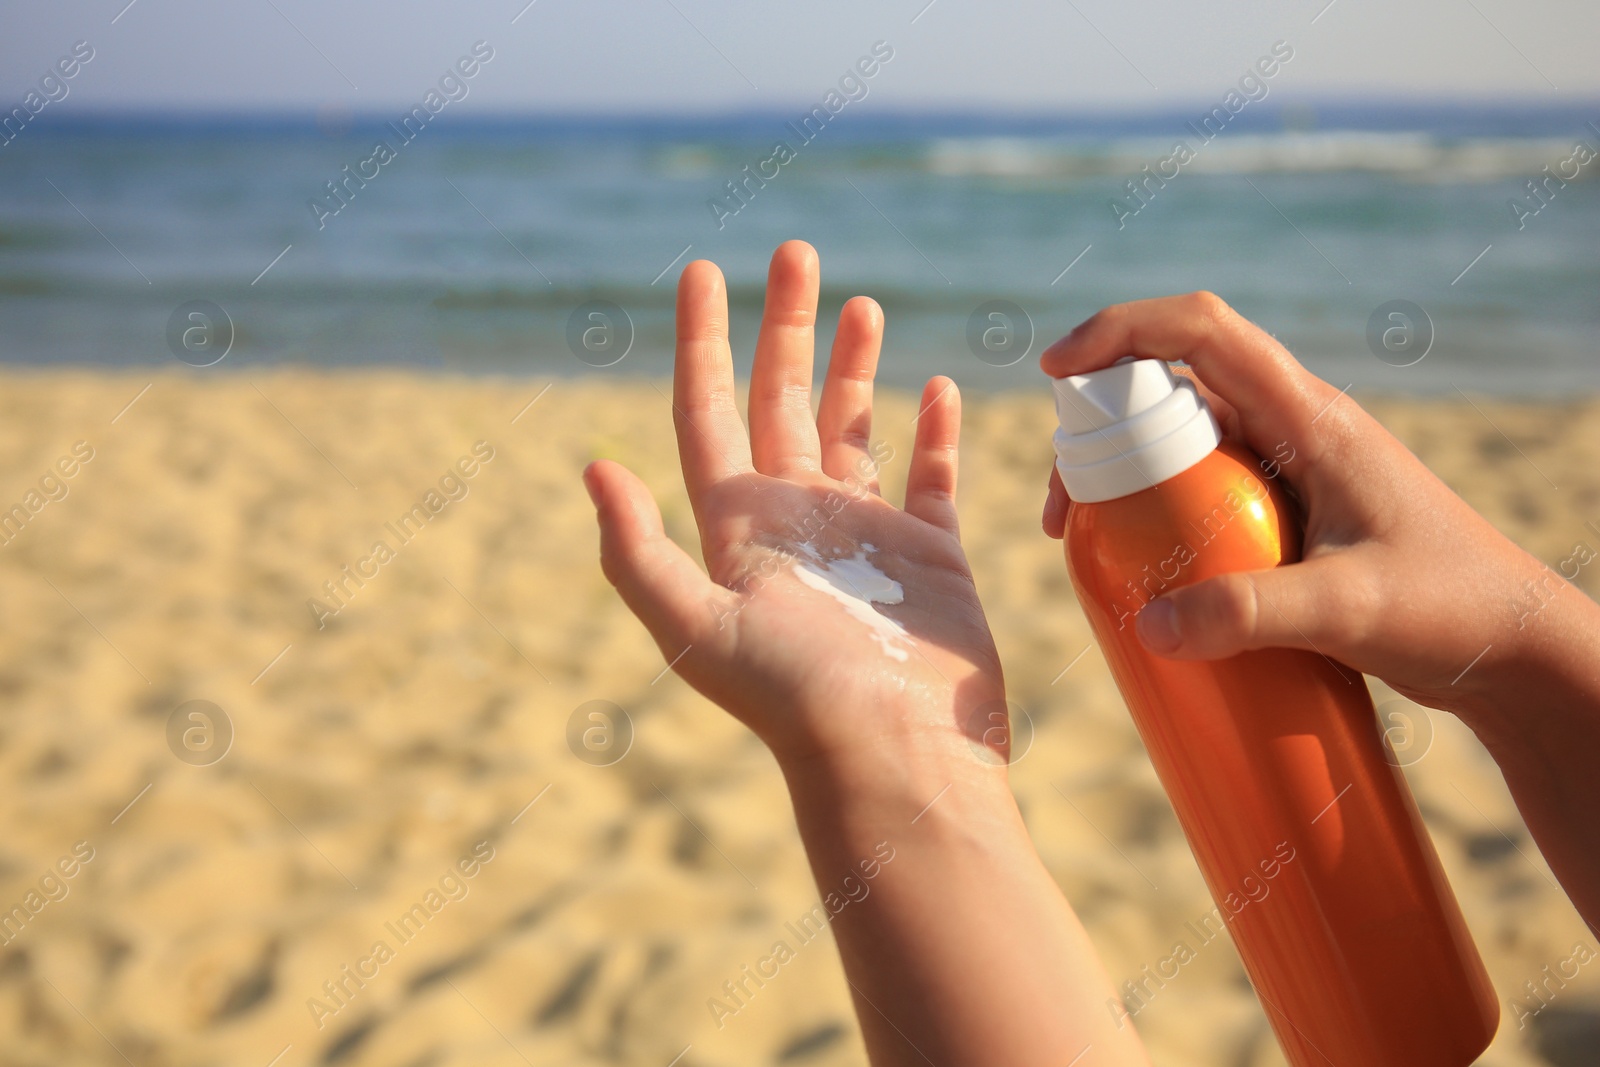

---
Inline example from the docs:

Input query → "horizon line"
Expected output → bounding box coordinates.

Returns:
[23,97,1600,134]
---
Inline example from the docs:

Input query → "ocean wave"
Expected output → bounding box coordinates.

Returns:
[921,132,1591,181]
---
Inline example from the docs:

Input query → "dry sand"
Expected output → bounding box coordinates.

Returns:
[0,371,1595,1067]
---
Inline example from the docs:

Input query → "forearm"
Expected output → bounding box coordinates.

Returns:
[780,741,1151,1067]
[1465,591,1600,929]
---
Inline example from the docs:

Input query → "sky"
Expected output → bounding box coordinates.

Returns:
[2,0,1596,115]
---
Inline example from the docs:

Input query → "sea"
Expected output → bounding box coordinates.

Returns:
[1,103,1596,395]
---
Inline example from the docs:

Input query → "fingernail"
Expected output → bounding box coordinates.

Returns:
[1137,598,1182,654]
[580,463,601,507]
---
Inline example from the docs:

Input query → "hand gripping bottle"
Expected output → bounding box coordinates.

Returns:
[1053,358,1497,1066]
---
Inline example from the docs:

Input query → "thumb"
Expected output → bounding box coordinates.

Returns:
[1135,557,1359,662]
[582,459,734,665]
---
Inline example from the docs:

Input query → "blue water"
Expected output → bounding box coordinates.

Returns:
[1,104,1596,394]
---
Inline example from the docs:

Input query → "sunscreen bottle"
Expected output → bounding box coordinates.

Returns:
[1053,358,1497,1066]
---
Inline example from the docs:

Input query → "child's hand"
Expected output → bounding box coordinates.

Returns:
[586,245,1151,1066]
[584,242,1004,776]
[1039,292,1600,926]
[1038,292,1599,727]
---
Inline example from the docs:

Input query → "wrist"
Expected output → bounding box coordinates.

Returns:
[774,714,1149,1067]
[777,728,1022,842]
[1466,586,1600,754]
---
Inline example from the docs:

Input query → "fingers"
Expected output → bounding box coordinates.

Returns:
[904,377,962,536]
[816,295,884,490]
[674,260,754,502]
[583,460,734,662]
[748,240,823,476]
[1039,292,1332,463]
[1135,556,1370,664]
[1171,365,1241,441]
[1042,465,1068,539]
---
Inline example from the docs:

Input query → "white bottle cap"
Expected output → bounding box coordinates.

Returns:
[1051,358,1222,503]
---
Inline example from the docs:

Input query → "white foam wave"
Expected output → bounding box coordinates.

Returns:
[922,132,1589,182]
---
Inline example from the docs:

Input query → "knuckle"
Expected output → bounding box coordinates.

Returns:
[1187,290,1233,327]
[677,314,729,345]
[836,417,872,451]
[1322,564,1380,648]
[1195,574,1260,647]
[832,360,877,385]
[1072,304,1119,339]
[751,381,813,411]
[919,451,958,484]
[766,308,816,332]
[597,545,625,589]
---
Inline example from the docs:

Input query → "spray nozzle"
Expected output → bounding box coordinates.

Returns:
[1050,358,1222,503]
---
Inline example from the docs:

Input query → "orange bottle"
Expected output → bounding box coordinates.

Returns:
[1052,359,1497,1065]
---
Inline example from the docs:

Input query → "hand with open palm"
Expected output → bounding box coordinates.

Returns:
[583,241,1005,774]
[585,242,1151,1067]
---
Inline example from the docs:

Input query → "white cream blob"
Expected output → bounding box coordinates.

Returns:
[790,541,911,661]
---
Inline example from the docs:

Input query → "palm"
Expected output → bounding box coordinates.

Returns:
[699,472,1000,749]
[585,243,1004,763]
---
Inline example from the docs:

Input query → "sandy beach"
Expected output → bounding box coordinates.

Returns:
[0,370,1594,1067]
